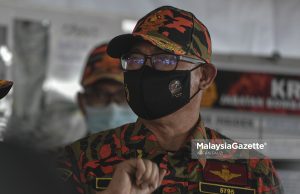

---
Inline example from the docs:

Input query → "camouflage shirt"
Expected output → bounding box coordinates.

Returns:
[58,118,283,194]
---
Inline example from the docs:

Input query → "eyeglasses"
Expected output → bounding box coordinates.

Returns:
[121,53,206,71]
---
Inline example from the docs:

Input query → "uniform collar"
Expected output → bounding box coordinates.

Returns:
[131,115,207,167]
[182,116,207,168]
[133,115,208,139]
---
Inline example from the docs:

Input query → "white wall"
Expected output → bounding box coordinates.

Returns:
[1,0,300,58]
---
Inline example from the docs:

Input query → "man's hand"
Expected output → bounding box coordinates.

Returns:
[102,158,166,194]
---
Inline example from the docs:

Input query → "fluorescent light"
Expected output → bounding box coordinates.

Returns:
[122,19,137,33]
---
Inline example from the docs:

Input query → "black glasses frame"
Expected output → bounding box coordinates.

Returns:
[121,52,207,71]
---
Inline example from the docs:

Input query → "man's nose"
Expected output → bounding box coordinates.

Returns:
[144,56,152,67]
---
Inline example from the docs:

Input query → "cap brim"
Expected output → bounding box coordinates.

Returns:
[107,34,140,58]
[0,80,13,99]
[107,33,186,58]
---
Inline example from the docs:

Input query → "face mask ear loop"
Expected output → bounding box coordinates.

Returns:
[189,63,205,100]
[190,62,205,71]
[190,87,201,100]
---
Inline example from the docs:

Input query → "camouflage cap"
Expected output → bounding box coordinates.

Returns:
[107,6,212,62]
[0,80,13,99]
[81,43,123,88]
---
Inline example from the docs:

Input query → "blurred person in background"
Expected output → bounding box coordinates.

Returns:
[77,43,137,134]
[0,141,77,194]
[77,44,137,133]
[0,80,76,194]
[59,6,283,194]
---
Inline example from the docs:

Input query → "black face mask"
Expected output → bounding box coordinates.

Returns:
[124,65,202,120]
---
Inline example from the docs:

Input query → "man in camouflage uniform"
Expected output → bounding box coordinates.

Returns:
[59,6,283,194]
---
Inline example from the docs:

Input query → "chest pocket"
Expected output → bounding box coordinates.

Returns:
[95,177,112,190]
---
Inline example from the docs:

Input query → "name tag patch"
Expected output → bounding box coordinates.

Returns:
[199,182,255,194]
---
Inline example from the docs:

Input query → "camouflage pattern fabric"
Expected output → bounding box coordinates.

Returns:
[58,118,283,194]
[107,6,212,63]
[81,43,122,88]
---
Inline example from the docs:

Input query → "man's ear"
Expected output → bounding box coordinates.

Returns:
[198,63,217,90]
[77,92,86,116]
